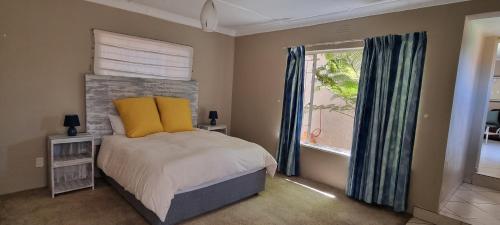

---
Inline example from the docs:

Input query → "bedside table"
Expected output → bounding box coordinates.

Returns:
[198,124,228,135]
[47,133,94,198]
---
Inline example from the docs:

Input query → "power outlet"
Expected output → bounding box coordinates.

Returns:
[35,157,44,168]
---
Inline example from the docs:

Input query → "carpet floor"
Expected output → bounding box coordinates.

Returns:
[0,176,410,225]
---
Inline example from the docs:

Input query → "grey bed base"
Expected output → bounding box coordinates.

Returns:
[105,169,266,225]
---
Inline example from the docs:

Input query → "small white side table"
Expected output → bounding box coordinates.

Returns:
[198,124,228,135]
[48,133,94,198]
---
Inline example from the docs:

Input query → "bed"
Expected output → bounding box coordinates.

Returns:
[85,74,277,225]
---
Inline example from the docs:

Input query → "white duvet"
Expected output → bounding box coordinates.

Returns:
[97,129,277,222]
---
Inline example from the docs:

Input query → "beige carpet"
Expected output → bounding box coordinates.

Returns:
[0,176,409,225]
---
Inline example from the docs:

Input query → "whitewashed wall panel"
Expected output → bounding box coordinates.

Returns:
[85,74,199,143]
[93,30,193,80]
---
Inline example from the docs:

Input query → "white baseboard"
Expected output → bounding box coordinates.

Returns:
[472,173,500,191]
[413,207,469,225]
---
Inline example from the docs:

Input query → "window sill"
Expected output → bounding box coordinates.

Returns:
[300,143,351,157]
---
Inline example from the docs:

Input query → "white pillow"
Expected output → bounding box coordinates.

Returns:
[108,114,125,135]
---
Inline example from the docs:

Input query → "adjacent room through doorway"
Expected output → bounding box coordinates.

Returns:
[480,43,500,179]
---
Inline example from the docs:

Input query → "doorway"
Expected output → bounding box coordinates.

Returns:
[438,12,500,225]
[478,43,500,179]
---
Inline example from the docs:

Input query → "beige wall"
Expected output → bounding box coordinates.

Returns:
[465,36,498,182]
[300,148,349,191]
[439,18,483,207]
[488,102,500,110]
[232,0,500,213]
[490,59,500,109]
[495,60,500,76]
[0,0,235,194]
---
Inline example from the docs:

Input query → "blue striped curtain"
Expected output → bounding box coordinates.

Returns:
[276,46,306,176]
[346,32,427,212]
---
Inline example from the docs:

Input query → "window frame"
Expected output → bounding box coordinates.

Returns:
[301,47,364,156]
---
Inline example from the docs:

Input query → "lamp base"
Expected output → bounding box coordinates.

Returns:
[210,119,216,126]
[67,127,77,136]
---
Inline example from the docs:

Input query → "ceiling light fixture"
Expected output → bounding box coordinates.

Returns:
[200,0,218,32]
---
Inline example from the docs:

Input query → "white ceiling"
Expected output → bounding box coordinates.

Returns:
[86,0,469,36]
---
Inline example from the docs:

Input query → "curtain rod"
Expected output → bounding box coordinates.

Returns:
[282,39,364,50]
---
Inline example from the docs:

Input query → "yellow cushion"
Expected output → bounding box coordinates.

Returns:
[155,96,193,132]
[113,97,164,138]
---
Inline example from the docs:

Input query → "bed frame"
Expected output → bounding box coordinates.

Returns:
[105,169,266,225]
[85,74,267,224]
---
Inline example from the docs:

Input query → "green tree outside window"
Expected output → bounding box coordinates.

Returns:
[306,50,363,117]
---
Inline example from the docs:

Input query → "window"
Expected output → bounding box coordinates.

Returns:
[301,48,363,156]
[93,30,193,80]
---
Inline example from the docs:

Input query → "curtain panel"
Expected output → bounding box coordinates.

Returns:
[276,46,306,176]
[346,32,427,212]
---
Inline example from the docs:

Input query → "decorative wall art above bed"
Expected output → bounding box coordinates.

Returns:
[93,29,193,80]
[85,74,198,144]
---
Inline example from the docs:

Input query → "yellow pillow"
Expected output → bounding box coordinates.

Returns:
[155,96,193,132]
[113,97,164,138]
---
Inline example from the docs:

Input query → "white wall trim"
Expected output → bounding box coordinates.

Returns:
[413,207,463,225]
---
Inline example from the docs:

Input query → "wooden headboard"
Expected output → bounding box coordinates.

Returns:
[85,74,199,143]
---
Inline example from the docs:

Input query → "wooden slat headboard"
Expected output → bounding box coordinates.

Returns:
[85,74,199,143]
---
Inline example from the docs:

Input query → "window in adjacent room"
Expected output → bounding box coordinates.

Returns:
[300,48,363,156]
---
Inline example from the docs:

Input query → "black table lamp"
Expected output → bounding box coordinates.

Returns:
[209,111,218,125]
[64,115,80,136]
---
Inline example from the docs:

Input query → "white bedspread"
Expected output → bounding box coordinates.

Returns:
[97,129,277,222]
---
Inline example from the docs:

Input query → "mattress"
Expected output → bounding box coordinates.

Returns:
[97,130,277,222]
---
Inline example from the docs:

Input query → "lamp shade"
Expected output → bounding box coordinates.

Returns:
[200,0,218,32]
[64,115,80,127]
[208,111,218,119]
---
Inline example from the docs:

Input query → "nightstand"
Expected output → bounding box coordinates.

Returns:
[47,133,94,198]
[198,124,228,135]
